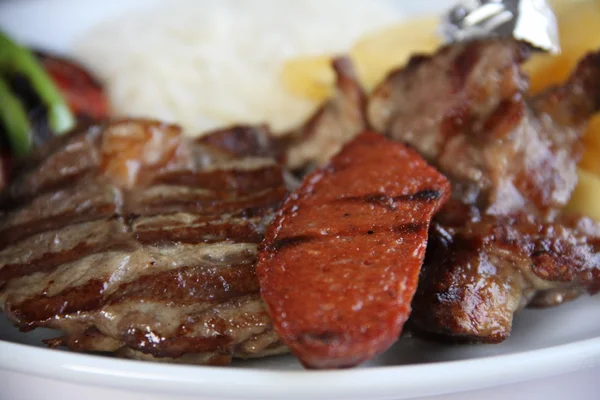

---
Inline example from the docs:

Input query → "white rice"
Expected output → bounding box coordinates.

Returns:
[74,0,403,135]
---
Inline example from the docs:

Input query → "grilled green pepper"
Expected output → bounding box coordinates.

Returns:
[0,31,75,148]
[0,76,31,156]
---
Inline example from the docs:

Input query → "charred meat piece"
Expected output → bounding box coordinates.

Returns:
[285,57,367,173]
[194,58,367,176]
[257,131,450,368]
[0,119,289,364]
[369,39,600,218]
[196,124,286,162]
[369,39,600,342]
[411,214,600,343]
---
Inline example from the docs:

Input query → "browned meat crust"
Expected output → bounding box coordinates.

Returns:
[194,56,367,176]
[0,119,289,364]
[257,131,450,368]
[196,124,287,162]
[285,57,367,172]
[411,214,600,343]
[369,39,600,342]
[370,39,600,218]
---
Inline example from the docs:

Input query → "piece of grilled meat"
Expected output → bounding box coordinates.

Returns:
[369,38,600,342]
[369,39,600,218]
[413,214,600,342]
[196,124,286,162]
[194,57,367,177]
[284,57,367,173]
[0,119,289,364]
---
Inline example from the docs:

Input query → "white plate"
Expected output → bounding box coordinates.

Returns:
[1,1,600,399]
[2,297,600,400]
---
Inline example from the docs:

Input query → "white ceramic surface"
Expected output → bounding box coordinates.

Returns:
[1,1,599,399]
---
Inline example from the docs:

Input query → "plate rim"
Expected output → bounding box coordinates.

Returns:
[1,0,600,399]
[2,335,600,399]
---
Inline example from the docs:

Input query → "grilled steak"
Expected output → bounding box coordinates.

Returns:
[368,39,600,342]
[0,119,289,364]
[257,132,450,368]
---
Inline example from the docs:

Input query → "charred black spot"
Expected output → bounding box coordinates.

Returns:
[367,230,374,235]
[393,222,425,235]
[336,189,442,210]
[124,213,139,227]
[531,249,551,259]
[406,54,431,69]
[269,235,315,252]
[452,41,482,90]
[238,205,278,219]
[336,193,396,210]
[296,331,342,345]
[402,189,442,202]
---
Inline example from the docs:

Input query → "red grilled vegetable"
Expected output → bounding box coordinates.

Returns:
[256,131,450,369]
[37,52,109,120]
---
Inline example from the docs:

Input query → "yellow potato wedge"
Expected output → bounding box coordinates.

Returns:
[280,16,440,102]
[580,116,600,176]
[524,0,600,93]
[350,16,440,90]
[281,54,337,102]
[566,168,600,221]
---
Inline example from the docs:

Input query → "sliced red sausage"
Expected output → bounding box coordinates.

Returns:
[256,131,450,369]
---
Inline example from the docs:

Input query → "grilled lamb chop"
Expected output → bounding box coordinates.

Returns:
[368,38,600,342]
[0,119,289,364]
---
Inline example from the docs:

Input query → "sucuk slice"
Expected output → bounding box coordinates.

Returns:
[256,131,450,369]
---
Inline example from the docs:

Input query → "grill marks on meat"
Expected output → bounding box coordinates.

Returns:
[369,39,600,217]
[0,119,289,364]
[369,39,600,342]
[369,39,539,215]
[195,125,286,162]
[369,40,531,163]
[411,216,600,342]
[0,219,132,285]
[132,213,267,245]
[0,180,120,249]
[257,132,450,368]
